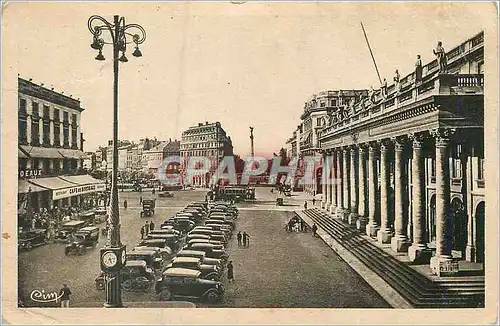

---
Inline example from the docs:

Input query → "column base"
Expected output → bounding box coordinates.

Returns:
[356,216,368,231]
[377,229,392,244]
[366,223,379,237]
[348,211,358,226]
[334,207,343,219]
[321,201,326,209]
[390,235,410,253]
[465,244,476,262]
[329,205,336,214]
[408,244,432,264]
[430,256,459,277]
[342,209,351,222]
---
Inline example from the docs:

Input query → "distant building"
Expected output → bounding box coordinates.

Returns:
[180,121,234,187]
[142,139,180,175]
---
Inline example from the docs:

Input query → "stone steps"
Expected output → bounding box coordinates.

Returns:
[301,208,484,308]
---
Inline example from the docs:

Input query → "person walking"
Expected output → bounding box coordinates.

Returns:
[149,220,155,232]
[227,261,234,283]
[304,201,308,210]
[124,200,128,210]
[312,198,316,206]
[312,223,318,237]
[139,196,142,205]
[140,224,145,240]
[59,284,72,308]
[237,231,242,247]
[242,232,250,247]
[144,221,150,238]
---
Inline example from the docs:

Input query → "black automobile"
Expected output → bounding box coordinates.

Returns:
[155,268,224,303]
[132,246,172,261]
[164,257,221,280]
[189,229,227,242]
[176,249,224,270]
[185,243,228,262]
[18,229,48,251]
[95,260,154,292]
[64,226,100,255]
[187,238,225,248]
[138,239,172,252]
[140,199,156,217]
[127,250,164,271]
[149,229,182,237]
[147,234,180,251]
[54,220,87,242]
[173,216,195,233]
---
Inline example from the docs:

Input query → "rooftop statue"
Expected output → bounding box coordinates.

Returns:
[433,41,447,73]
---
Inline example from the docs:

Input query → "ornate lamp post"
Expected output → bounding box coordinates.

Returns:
[88,14,146,308]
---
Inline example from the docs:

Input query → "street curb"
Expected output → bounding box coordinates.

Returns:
[295,210,413,309]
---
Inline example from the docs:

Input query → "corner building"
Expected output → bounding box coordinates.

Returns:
[318,32,484,276]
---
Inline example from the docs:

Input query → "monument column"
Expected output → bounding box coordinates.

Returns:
[377,139,392,243]
[391,136,410,252]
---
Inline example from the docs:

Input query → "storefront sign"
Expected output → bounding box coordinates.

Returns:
[19,169,43,179]
[53,183,106,200]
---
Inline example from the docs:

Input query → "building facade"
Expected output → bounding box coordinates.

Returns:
[18,77,104,215]
[142,139,180,175]
[318,32,484,274]
[180,121,234,187]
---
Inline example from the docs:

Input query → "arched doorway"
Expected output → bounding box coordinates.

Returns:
[451,197,468,259]
[315,167,323,195]
[428,195,436,243]
[475,201,485,263]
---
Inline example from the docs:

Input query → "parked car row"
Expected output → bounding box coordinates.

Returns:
[154,200,239,303]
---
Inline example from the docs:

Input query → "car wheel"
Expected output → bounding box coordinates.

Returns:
[95,279,105,291]
[122,279,133,292]
[78,247,86,255]
[205,290,219,303]
[158,289,171,301]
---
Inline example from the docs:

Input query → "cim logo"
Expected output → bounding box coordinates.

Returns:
[29,289,63,303]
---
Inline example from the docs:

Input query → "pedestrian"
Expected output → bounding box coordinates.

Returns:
[312,223,318,237]
[59,284,72,308]
[237,231,242,247]
[152,188,155,195]
[300,219,305,232]
[149,220,155,231]
[415,54,423,84]
[242,231,250,247]
[144,221,150,237]
[124,200,128,210]
[227,261,234,283]
[139,196,142,205]
[312,198,316,206]
[140,225,145,240]
[304,201,308,210]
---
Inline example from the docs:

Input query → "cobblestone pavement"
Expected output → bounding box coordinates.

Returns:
[18,187,389,308]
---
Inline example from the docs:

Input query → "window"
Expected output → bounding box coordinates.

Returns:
[32,102,39,118]
[19,98,27,115]
[430,157,436,178]
[71,127,78,148]
[316,118,322,127]
[63,111,69,123]
[478,157,484,180]
[54,108,60,121]
[320,101,326,107]
[452,158,462,179]
[63,125,69,147]
[478,61,484,74]
[19,118,27,144]
[54,123,60,146]
[331,99,338,107]
[43,106,50,119]
[31,119,40,145]
[72,113,77,126]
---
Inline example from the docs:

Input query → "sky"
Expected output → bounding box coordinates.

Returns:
[3,2,494,156]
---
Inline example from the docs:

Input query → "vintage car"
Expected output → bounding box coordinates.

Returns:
[54,220,87,242]
[176,250,224,270]
[127,250,164,271]
[79,211,97,226]
[205,219,235,230]
[158,191,174,198]
[177,211,203,224]
[18,229,48,251]
[184,243,228,262]
[138,238,172,251]
[187,238,224,248]
[140,199,156,217]
[190,229,228,244]
[161,218,176,228]
[185,241,224,251]
[164,257,221,281]
[133,246,172,261]
[155,268,224,302]
[188,229,227,242]
[64,226,100,255]
[149,229,182,237]
[173,216,195,233]
[95,260,155,292]
[147,234,180,251]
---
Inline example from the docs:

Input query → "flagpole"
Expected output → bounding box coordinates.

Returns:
[361,22,383,86]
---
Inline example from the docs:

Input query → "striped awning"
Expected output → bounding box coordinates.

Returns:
[20,145,64,159]
[18,179,49,194]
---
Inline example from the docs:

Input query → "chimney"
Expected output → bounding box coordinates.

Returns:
[198,123,203,126]
[205,121,208,125]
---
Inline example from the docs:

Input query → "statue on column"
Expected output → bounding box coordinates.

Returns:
[433,41,447,73]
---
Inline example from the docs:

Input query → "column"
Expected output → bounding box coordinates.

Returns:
[430,129,458,276]
[335,148,344,218]
[324,151,331,209]
[366,143,379,236]
[26,115,32,145]
[69,123,73,147]
[329,150,337,214]
[391,137,410,252]
[59,112,64,147]
[76,113,81,150]
[377,139,392,243]
[348,146,358,225]
[357,145,368,230]
[321,152,327,208]
[408,133,431,262]
[38,117,43,145]
[342,147,350,221]
[465,148,475,261]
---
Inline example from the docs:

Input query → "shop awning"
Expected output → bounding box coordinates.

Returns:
[20,145,64,159]
[57,148,85,159]
[18,147,28,158]
[59,174,105,185]
[18,179,49,194]
[28,177,76,190]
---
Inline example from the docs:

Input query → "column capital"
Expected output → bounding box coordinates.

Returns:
[358,143,369,153]
[432,128,456,148]
[409,132,428,148]
[392,136,408,151]
[377,138,392,151]
[368,141,379,153]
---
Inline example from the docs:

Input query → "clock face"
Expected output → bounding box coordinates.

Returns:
[102,251,118,268]
[121,250,126,265]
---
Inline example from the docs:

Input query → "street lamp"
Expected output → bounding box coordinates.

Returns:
[88,14,146,308]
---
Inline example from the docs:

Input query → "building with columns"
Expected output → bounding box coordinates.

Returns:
[318,31,484,276]
[18,77,104,216]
